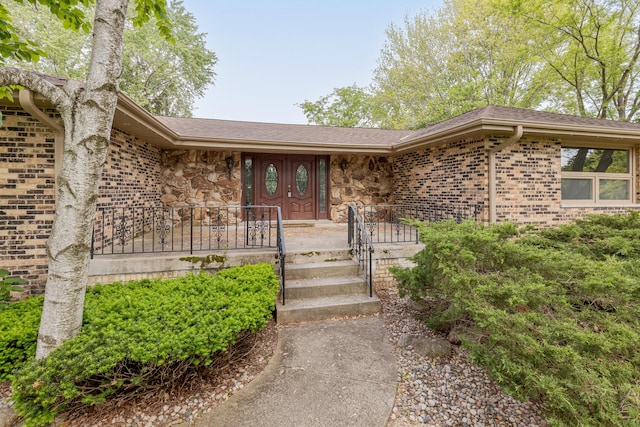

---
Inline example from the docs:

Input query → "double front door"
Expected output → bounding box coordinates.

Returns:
[249,154,328,220]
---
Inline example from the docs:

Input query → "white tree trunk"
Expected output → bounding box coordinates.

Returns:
[0,0,131,359]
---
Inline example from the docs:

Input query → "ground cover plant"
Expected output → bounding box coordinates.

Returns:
[1,263,278,427]
[392,212,640,426]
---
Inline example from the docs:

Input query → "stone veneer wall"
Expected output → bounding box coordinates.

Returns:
[330,154,393,221]
[160,150,242,209]
[0,105,56,295]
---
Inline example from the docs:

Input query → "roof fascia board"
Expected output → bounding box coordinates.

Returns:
[393,123,512,154]
[172,137,393,154]
[393,118,640,154]
[115,93,178,143]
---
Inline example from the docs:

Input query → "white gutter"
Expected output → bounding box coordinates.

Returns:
[18,89,65,180]
[488,125,523,223]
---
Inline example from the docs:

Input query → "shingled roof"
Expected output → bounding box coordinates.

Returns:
[396,105,640,150]
[9,71,640,152]
[155,115,413,147]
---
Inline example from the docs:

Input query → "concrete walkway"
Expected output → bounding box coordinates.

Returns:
[192,316,397,427]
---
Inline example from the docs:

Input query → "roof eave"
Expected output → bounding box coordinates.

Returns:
[113,93,178,148]
[393,118,640,154]
[173,137,393,154]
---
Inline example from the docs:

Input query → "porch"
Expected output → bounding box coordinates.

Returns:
[88,203,481,322]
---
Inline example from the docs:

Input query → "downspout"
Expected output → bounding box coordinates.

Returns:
[18,89,64,181]
[488,125,523,223]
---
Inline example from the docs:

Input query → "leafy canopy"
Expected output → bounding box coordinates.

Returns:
[301,0,640,128]
[3,0,215,116]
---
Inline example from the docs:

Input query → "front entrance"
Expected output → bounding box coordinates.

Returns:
[245,154,328,220]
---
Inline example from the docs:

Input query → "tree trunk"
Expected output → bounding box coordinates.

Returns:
[35,0,129,359]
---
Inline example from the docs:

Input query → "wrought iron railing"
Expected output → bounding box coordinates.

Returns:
[275,207,287,305]
[357,203,483,244]
[348,204,374,297]
[91,205,283,257]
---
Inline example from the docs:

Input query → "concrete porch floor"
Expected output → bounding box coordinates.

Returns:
[87,221,422,285]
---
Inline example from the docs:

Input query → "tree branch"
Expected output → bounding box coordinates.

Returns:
[0,66,72,112]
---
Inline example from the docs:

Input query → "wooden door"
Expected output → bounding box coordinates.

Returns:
[254,154,316,220]
[287,155,315,220]
[256,154,285,212]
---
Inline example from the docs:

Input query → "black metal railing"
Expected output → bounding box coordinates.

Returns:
[348,204,374,297]
[91,205,283,257]
[357,203,484,244]
[275,207,287,305]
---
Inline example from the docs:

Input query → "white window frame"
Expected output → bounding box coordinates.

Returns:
[560,145,636,206]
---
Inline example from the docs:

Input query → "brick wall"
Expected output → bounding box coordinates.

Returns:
[493,137,561,225]
[0,106,163,294]
[0,106,56,295]
[393,138,489,222]
[97,126,163,209]
[92,127,163,254]
[393,135,640,227]
[494,137,640,226]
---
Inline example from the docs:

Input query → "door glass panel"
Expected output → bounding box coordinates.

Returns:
[296,164,308,195]
[319,159,326,212]
[244,158,253,205]
[265,163,278,195]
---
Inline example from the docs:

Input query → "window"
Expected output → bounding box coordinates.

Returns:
[561,147,634,204]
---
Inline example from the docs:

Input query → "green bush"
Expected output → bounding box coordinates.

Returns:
[0,296,42,380]
[9,263,278,427]
[393,216,640,427]
[0,268,27,303]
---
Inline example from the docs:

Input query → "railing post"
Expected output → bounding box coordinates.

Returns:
[190,206,194,255]
[348,205,353,247]
[368,247,373,297]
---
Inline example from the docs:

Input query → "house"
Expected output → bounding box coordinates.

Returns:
[2,84,639,294]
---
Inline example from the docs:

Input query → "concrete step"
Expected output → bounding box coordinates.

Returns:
[283,276,368,300]
[276,294,381,324]
[285,249,352,264]
[285,260,360,280]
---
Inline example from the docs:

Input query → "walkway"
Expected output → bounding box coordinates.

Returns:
[191,316,397,427]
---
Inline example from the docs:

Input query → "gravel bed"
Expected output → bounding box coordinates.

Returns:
[2,283,549,427]
[377,282,548,427]
[0,320,278,427]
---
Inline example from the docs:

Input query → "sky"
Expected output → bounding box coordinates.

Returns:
[182,0,443,124]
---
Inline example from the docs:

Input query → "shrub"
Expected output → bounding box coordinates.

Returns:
[0,296,42,380]
[393,217,640,426]
[9,263,279,427]
[0,269,27,304]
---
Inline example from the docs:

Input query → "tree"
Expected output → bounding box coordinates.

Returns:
[371,0,550,128]
[299,0,551,129]
[4,0,215,116]
[503,0,640,121]
[0,0,171,359]
[297,84,380,127]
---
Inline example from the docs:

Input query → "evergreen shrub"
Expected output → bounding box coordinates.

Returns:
[392,214,640,426]
[8,263,278,427]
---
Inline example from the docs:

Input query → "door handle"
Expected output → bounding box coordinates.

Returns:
[287,185,292,198]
